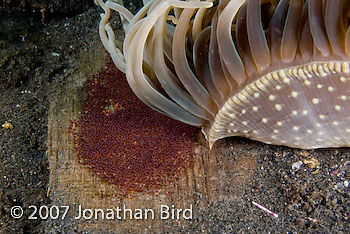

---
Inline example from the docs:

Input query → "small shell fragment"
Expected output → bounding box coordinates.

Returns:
[2,122,14,130]
[292,161,303,171]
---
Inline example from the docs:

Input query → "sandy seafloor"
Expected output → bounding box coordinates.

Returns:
[0,3,349,234]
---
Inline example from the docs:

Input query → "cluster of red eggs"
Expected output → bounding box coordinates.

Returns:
[72,62,197,193]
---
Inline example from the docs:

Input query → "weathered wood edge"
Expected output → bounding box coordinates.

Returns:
[46,43,257,233]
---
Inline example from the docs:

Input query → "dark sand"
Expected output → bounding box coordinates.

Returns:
[0,3,349,234]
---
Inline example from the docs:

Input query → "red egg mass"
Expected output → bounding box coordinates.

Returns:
[72,61,197,193]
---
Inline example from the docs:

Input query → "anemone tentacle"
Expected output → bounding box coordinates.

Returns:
[96,0,350,149]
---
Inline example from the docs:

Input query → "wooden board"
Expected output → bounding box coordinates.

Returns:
[46,43,258,233]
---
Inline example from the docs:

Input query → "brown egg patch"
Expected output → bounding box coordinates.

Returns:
[72,62,197,193]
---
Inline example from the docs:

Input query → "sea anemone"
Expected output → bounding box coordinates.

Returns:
[95,0,350,149]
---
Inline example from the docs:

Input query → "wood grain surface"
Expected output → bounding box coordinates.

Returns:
[46,44,258,233]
